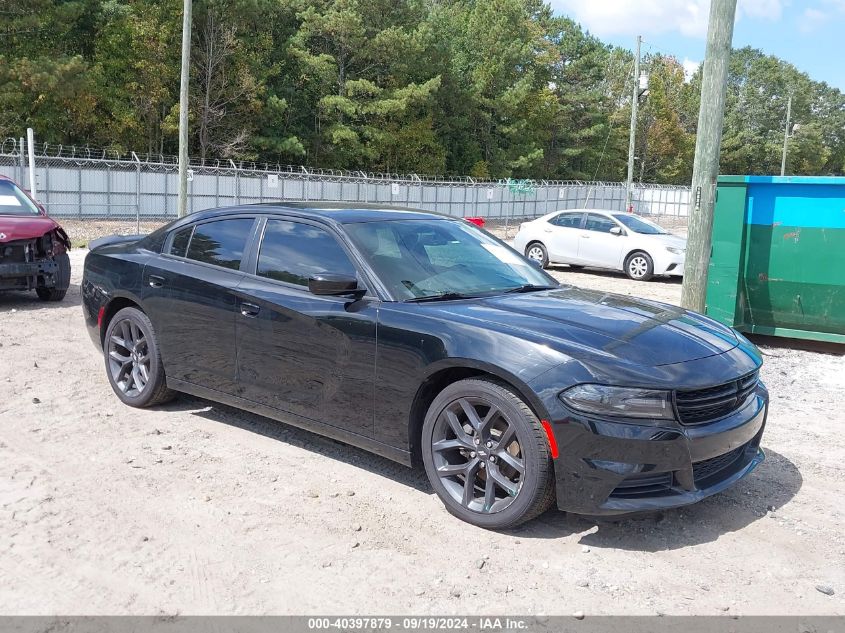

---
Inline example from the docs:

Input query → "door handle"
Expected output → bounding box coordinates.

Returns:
[543,228,552,233]
[240,302,261,317]
[581,234,591,239]
[148,275,165,288]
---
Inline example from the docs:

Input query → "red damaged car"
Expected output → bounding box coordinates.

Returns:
[0,175,71,301]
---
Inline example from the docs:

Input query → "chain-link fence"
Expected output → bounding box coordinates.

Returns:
[1,138,690,230]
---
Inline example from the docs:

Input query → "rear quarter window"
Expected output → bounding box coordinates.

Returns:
[169,226,193,257]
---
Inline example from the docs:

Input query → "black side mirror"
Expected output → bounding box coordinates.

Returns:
[308,273,365,298]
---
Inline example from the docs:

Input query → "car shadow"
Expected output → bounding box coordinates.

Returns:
[158,394,800,547]
[549,265,683,285]
[750,333,845,357]
[506,447,801,549]
[0,282,82,311]
[159,395,433,494]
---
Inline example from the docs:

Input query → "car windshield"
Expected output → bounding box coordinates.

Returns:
[345,219,557,301]
[0,180,40,216]
[612,213,668,235]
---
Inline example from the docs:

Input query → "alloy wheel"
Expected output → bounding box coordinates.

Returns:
[628,255,649,279]
[107,318,150,397]
[430,397,525,514]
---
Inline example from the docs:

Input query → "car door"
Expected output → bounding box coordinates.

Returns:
[543,212,584,263]
[234,217,377,438]
[142,216,258,395]
[576,213,626,269]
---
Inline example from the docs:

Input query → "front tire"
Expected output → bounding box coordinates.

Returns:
[36,252,70,301]
[625,251,654,281]
[524,242,549,269]
[103,307,175,407]
[421,378,555,529]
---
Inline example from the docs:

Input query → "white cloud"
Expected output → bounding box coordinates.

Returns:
[799,7,827,32]
[549,0,783,39]
[549,0,710,38]
[739,0,784,20]
[682,57,701,81]
[799,0,845,33]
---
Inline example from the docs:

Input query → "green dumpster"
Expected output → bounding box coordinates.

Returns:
[705,175,845,344]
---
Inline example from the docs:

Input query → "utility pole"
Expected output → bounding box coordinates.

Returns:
[177,0,192,218]
[681,0,737,313]
[780,93,792,176]
[26,128,37,201]
[625,35,642,213]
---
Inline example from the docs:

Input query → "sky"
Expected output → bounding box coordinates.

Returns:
[548,0,845,90]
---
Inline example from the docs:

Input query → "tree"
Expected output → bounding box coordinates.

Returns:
[94,0,182,154]
[636,55,694,184]
[2,2,845,180]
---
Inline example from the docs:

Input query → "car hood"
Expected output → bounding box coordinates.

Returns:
[422,286,738,368]
[644,233,686,249]
[0,215,62,242]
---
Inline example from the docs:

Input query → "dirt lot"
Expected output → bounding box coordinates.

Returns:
[1,248,844,616]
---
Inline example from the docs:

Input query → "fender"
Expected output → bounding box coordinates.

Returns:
[420,357,552,422]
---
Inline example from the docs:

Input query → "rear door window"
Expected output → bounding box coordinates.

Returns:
[550,212,583,228]
[185,218,254,270]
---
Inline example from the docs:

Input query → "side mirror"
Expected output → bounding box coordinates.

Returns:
[308,273,365,298]
[609,226,623,236]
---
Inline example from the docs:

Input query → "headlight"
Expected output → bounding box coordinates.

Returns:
[665,246,685,255]
[559,384,675,420]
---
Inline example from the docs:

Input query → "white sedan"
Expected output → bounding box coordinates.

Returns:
[512,209,686,281]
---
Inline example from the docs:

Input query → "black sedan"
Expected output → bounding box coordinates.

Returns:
[82,204,768,529]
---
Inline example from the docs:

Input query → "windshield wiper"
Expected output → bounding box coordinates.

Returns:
[405,292,479,303]
[503,284,558,294]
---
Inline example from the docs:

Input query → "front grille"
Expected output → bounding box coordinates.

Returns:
[609,471,673,498]
[692,444,747,483]
[675,371,759,425]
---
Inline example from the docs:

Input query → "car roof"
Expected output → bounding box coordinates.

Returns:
[183,202,452,225]
[542,208,620,220]
[553,208,619,215]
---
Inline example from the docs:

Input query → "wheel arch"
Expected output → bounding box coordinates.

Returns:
[621,247,652,270]
[407,359,550,467]
[99,293,145,345]
[524,239,546,254]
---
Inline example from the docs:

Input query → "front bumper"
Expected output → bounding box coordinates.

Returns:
[652,253,685,276]
[547,385,768,515]
[0,259,59,291]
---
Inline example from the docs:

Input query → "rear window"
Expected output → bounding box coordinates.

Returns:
[185,218,254,270]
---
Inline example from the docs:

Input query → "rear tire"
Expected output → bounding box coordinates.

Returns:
[421,378,555,530]
[103,307,175,408]
[624,251,654,281]
[524,242,549,269]
[36,252,70,301]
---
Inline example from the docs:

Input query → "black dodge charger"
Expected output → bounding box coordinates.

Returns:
[82,204,768,529]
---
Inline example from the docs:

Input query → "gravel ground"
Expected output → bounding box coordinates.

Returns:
[1,248,844,616]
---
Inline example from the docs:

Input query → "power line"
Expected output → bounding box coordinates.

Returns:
[589,59,636,184]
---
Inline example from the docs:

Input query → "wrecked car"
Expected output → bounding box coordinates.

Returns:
[0,175,71,302]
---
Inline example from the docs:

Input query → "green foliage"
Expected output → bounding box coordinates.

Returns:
[2,2,844,179]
